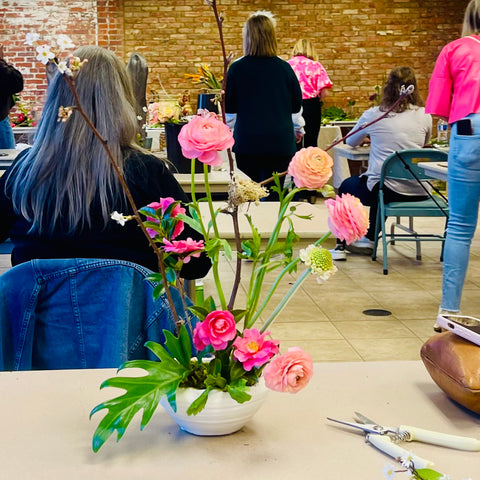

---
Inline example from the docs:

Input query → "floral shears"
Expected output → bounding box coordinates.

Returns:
[327,411,480,469]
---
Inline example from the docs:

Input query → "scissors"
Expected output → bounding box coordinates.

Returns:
[327,412,480,469]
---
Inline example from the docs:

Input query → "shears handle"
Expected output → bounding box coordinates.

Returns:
[399,425,480,451]
[366,434,434,469]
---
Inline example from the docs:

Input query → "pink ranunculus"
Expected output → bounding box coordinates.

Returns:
[177,114,234,167]
[162,237,204,263]
[325,193,369,245]
[263,347,313,393]
[233,329,280,372]
[193,310,237,351]
[287,147,333,189]
[146,197,186,239]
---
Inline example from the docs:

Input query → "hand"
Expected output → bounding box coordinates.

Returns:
[295,132,304,143]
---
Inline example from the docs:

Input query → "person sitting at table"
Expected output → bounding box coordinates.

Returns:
[330,66,432,261]
[0,45,210,280]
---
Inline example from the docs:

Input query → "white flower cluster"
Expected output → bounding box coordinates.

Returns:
[25,32,76,73]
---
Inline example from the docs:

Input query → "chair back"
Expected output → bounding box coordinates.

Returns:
[379,148,448,186]
[0,258,195,371]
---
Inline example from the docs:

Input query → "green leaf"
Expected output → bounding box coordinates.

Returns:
[219,238,232,260]
[163,325,192,368]
[90,354,189,452]
[186,388,210,415]
[176,213,202,234]
[231,309,247,322]
[187,304,210,320]
[152,283,165,300]
[227,379,251,404]
[414,469,444,480]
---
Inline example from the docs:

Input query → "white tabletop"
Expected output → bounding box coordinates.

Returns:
[0,361,478,479]
[331,144,370,188]
[418,161,448,182]
[0,149,19,169]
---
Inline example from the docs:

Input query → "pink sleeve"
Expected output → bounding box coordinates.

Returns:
[425,48,452,118]
[313,62,333,92]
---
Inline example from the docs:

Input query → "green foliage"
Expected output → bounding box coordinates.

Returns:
[90,328,195,452]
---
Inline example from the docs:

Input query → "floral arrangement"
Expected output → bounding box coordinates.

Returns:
[185,63,223,91]
[9,95,37,128]
[147,90,193,127]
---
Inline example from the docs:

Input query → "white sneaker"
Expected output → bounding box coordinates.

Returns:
[329,245,347,261]
[345,237,374,255]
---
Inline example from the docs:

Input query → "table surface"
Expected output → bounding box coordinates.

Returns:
[332,143,371,159]
[0,361,478,479]
[198,200,327,240]
[418,161,448,181]
[0,149,19,168]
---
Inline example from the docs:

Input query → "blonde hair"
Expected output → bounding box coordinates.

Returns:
[243,11,277,57]
[292,39,318,61]
[462,0,480,36]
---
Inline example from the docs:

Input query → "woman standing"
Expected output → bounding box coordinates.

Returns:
[331,66,432,260]
[225,11,303,200]
[0,46,210,280]
[425,0,480,326]
[288,39,332,149]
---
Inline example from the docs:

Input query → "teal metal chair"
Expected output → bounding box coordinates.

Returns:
[372,149,449,275]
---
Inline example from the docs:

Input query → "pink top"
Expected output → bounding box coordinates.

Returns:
[425,35,480,124]
[287,55,333,100]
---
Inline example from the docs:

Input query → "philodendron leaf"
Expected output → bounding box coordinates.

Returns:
[163,325,192,368]
[227,379,251,404]
[186,388,211,416]
[90,338,190,452]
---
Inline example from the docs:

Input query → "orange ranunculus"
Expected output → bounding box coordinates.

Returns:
[287,147,333,189]
[325,193,369,245]
[177,114,234,167]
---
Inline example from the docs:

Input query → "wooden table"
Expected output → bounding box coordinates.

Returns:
[418,161,448,181]
[332,144,370,188]
[0,361,478,479]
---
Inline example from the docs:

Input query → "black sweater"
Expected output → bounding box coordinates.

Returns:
[225,55,302,156]
[0,149,211,279]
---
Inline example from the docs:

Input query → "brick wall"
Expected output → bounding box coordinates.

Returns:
[0,0,468,116]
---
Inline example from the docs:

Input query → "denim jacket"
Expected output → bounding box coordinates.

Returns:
[0,258,196,370]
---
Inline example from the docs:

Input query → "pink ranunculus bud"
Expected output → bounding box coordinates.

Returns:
[192,310,237,351]
[162,237,204,263]
[263,347,314,393]
[287,147,333,189]
[325,193,369,245]
[232,328,279,371]
[177,114,234,167]
[146,197,186,239]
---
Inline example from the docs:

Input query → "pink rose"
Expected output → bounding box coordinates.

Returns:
[325,193,369,245]
[263,347,313,393]
[287,147,333,189]
[162,237,204,263]
[177,114,234,167]
[193,310,237,351]
[233,329,279,371]
[145,197,185,239]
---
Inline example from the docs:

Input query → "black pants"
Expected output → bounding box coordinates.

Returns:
[235,153,291,201]
[338,175,428,240]
[302,96,322,149]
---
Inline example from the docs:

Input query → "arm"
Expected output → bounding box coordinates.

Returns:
[0,59,24,95]
[345,112,370,147]
[425,47,452,119]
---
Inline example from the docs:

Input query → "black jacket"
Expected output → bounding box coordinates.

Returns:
[0,59,23,121]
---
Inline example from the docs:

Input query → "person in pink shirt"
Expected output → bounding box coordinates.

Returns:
[288,39,332,149]
[425,0,480,330]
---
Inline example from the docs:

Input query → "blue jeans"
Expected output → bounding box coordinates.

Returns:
[0,117,15,149]
[441,113,480,311]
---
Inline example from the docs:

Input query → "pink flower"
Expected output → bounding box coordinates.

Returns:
[325,193,369,245]
[233,329,279,371]
[263,347,313,393]
[193,310,237,351]
[287,147,333,189]
[177,114,234,167]
[146,197,185,239]
[162,237,204,263]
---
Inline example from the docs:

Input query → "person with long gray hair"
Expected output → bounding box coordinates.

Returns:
[426,0,480,329]
[0,45,210,279]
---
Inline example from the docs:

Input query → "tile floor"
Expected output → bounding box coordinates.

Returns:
[2,198,480,363]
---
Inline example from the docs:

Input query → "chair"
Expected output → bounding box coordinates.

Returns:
[372,149,449,275]
[0,258,196,370]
